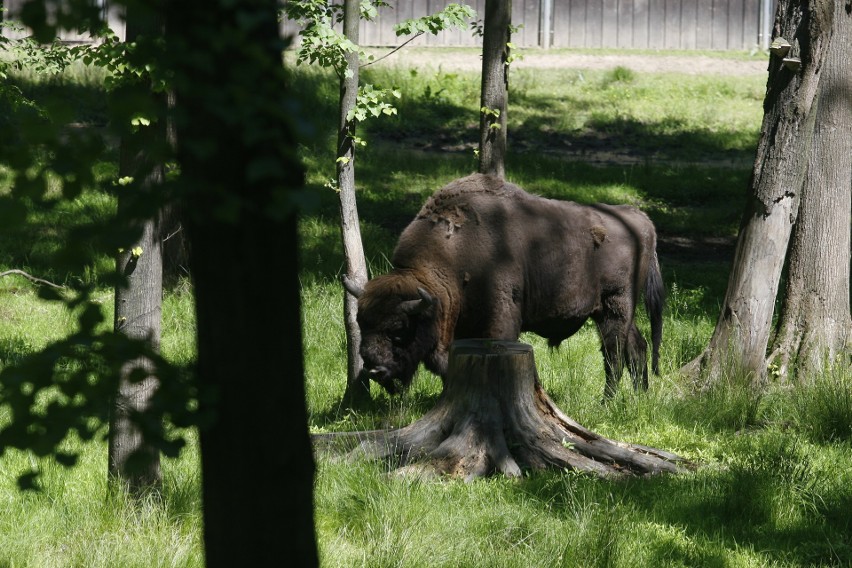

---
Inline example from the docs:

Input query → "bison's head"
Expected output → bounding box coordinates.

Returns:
[344,275,439,394]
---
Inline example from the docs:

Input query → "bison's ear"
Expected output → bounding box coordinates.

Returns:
[342,274,364,298]
[400,287,437,316]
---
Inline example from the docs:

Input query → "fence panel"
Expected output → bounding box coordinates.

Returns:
[3,0,768,51]
[549,0,763,50]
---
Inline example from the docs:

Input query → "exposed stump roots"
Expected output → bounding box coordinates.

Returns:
[319,340,684,480]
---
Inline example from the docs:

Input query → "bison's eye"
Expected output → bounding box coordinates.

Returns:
[390,325,415,347]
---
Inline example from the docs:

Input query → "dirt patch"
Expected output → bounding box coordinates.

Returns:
[657,233,736,264]
[366,48,766,168]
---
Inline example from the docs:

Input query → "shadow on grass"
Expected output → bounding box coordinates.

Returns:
[513,445,852,566]
[310,376,444,431]
[0,336,37,368]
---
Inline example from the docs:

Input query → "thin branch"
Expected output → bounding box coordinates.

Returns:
[359,32,424,68]
[0,269,65,289]
[162,224,183,243]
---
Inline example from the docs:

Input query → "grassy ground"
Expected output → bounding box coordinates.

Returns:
[2,50,851,567]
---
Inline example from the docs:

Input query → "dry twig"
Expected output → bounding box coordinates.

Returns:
[0,269,65,289]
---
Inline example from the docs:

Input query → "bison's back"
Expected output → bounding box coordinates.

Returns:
[391,174,645,337]
[393,174,644,278]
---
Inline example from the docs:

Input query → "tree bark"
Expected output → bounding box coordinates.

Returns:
[770,0,852,380]
[107,4,165,496]
[478,0,510,179]
[166,0,318,565]
[109,209,163,494]
[339,0,371,407]
[684,0,835,386]
[349,340,683,480]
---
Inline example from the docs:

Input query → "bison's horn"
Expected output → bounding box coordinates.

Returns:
[417,287,435,307]
[401,287,436,315]
[342,274,364,298]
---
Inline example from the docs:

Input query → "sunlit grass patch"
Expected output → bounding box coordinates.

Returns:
[791,363,852,443]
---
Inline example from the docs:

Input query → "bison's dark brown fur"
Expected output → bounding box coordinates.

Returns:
[346,173,664,398]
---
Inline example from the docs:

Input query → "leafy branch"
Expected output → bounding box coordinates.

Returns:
[284,1,475,141]
[481,105,501,129]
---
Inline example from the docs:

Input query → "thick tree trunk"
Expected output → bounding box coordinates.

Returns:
[478,0,510,178]
[684,0,834,385]
[345,340,682,480]
[188,211,315,567]
[339,0,371,407]
[107,5,165,496]
[166,0,318,565]
[771,0,852,380]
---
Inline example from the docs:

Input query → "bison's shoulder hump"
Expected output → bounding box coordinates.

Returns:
[422,173,520,208]
[414,173,525,234]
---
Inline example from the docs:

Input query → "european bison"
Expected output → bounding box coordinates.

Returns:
[344,173,664,398]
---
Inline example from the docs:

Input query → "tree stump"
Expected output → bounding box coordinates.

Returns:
[349,340,684,480]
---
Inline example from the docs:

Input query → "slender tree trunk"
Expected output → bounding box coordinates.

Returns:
[770,0,852,380]
[339,0,370,407]
[166,0,318,565]
[478,0,510,178]
[109,198,164,494]
[109,206,163,493]
[107,5,165,496]
[683,0,834,385]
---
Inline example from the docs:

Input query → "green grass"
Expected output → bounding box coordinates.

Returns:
[2,49,852,567]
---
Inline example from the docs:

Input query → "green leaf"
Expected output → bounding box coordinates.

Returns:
[395,4,476,37]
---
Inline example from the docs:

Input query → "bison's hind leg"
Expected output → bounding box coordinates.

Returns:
[626,325,649,391]
[598,331,627,400]
[596,304,648,399]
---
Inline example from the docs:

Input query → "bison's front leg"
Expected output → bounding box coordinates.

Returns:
[424,347,450,382]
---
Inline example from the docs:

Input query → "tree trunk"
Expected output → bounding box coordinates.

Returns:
[350,340,683,480]
[109,210,163,494]
[770,0,852,380]
[683,0,834,386]
[107,5,165,496]
[339,0,371,407]
[478,0,510,178]
[188,207,316,567]
[166,0,318,565]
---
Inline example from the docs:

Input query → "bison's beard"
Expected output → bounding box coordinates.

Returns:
[360,347,421,395]
[360,365,407,395]
[360,328,438,395]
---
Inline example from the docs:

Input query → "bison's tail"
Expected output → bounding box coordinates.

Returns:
[644,250,664,375]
